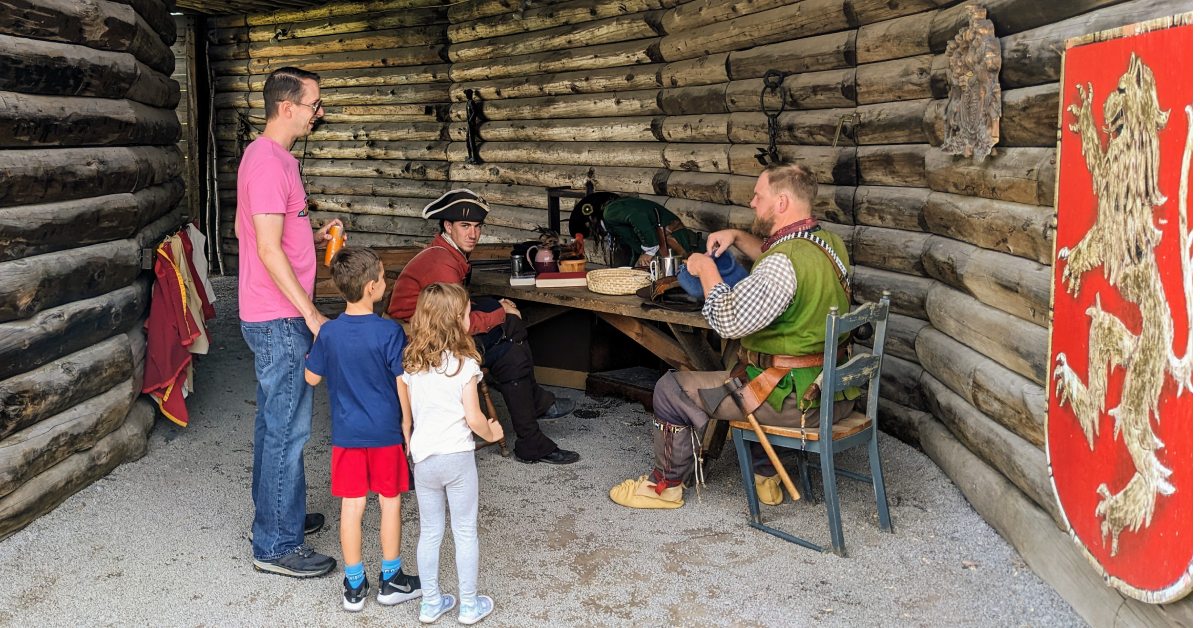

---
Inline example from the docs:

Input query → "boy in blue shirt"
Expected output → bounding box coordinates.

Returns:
[305,247,422,611]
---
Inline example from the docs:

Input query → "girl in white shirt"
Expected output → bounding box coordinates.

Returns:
[400,282,504,625]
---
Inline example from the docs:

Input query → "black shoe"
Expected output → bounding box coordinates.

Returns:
[377,568,422,605]
[540,398,576,419]
[253,544,336,578]
[516,448,580,465]
[343,576,370,612]
[248,512,324,542]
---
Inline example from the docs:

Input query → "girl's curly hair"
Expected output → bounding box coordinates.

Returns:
[403,282,481,375]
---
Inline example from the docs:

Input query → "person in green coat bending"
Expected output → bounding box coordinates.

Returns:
[568,193,703,268]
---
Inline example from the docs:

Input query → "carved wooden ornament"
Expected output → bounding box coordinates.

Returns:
[941,4,1001,162]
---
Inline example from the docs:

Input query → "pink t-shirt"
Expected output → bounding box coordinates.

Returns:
[235,137,315,322]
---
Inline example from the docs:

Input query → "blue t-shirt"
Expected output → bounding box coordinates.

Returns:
[305,313,406,448]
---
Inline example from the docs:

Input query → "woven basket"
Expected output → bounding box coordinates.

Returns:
[587,268,652,295]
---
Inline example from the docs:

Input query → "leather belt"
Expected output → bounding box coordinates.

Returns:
[738,347,846,370]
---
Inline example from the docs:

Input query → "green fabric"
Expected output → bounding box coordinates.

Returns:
[742,230,859,412]
[602,197,702,264]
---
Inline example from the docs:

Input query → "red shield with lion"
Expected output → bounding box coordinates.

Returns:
[1047,16,1193,604]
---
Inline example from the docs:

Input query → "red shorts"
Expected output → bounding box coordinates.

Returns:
[330,444,410,498]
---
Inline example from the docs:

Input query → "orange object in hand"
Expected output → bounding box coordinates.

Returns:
[323,224,345,267]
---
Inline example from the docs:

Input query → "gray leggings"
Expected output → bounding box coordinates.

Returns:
[414,451,480,608]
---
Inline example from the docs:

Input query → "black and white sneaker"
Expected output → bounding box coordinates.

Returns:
[252,544,336,578]
[377,569,422,605]
[343,576,370,612]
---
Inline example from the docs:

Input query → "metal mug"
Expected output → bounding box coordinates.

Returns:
[649,255,680,281]
[510,254,524,278]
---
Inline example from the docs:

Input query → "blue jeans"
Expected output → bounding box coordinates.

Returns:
[241,317,314,561]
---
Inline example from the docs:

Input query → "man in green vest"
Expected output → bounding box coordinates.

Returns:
[610,162,857,509]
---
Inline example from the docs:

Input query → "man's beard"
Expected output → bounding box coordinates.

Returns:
[750,214,774,239]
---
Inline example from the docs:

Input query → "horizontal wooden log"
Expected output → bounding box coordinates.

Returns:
[0,396,153,541]
[659,114,730,143]
[726,30,856,80]
[661,0,793,33]
[272,158,449,181]
[473,117,660,142]
[923,191,1055,264]
[856,10,936,63]
[925,147,1056,206]
[724,69,856,112]
[846,0,938,26]
[881,312,929,362]
[449,13,661,63]
[857,145,927,187]
[728,145,856,184]
[214,65,450,93]
[920,235,1051,326]
[660,83,728,116]
[0,376,136,499]
[924,83,1058,148]
[309,206,432,233]
[916,327,1046,447]
[215,104,447,125]
[453,64,661,101]
[302,140,450,161]
[0,35,177,108]
[852,265,933,320]
[110,0,175,47]
[209,25,445,61]
[0,180,183,262]
[302,176,447,199]
[664,171,734,204]
[853,226,931,277]
[0,239,141,323]
[0,92,179,148]
[0,0,175,74]
[448,0,669,43]
[659,53,729,88]
[877,397,930,448]
[996,0,1192,88]
[728,109,854,146]
[0,146,181,208]
[447,0,558,23]
[0,281,147,382]
[855,99,932,145]
[455,89,661,121]
[852,186,930,232]
[921,373,1058,521]
[918,418,1191,627]
[931,0,1130,52]
[658,0,851,62]
[209,7,445,44]
[214,83,449,109]
[449,162,665,196]
[466,141,663,169]
[0,334,132,441]
[448,38,658,82]
[209,45,446,76]
[856,54,944,105]
[925,282,1046,382]
[662,143,730,173]
[208,0,443,28]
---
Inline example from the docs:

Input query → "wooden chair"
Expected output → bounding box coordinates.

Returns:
[475,369,510,457]
[730,293,893,556]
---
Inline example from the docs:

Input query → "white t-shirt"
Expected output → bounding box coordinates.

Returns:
[403,353,482,464]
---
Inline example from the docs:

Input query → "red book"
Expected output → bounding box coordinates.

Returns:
[534,271,588,288]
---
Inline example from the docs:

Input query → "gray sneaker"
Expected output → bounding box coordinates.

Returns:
[253,545,336,578]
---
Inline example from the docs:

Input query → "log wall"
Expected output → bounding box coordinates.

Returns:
[0,0,180,540]
[206,0,1191,620]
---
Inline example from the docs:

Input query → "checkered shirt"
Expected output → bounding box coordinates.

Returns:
[701,253,796,338]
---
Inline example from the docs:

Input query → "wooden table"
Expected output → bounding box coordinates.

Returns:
[470,268,736,462]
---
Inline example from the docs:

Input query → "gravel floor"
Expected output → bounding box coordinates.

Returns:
[0,276,1083,627]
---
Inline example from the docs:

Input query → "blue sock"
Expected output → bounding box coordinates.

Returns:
[382,557,401,580]
[345,562,365,588]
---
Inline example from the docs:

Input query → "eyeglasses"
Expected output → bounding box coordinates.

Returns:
[293,99,322,113]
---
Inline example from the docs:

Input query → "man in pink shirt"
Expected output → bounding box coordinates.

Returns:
[237,67,341,579]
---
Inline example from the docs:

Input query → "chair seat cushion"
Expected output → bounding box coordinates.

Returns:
[730,411,871,441]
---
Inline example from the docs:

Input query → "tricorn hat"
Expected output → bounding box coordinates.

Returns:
[569,192,621,238]
[423,189,490,223]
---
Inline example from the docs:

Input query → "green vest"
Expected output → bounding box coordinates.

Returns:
[603,197,701,265]
[742,230,858,411]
